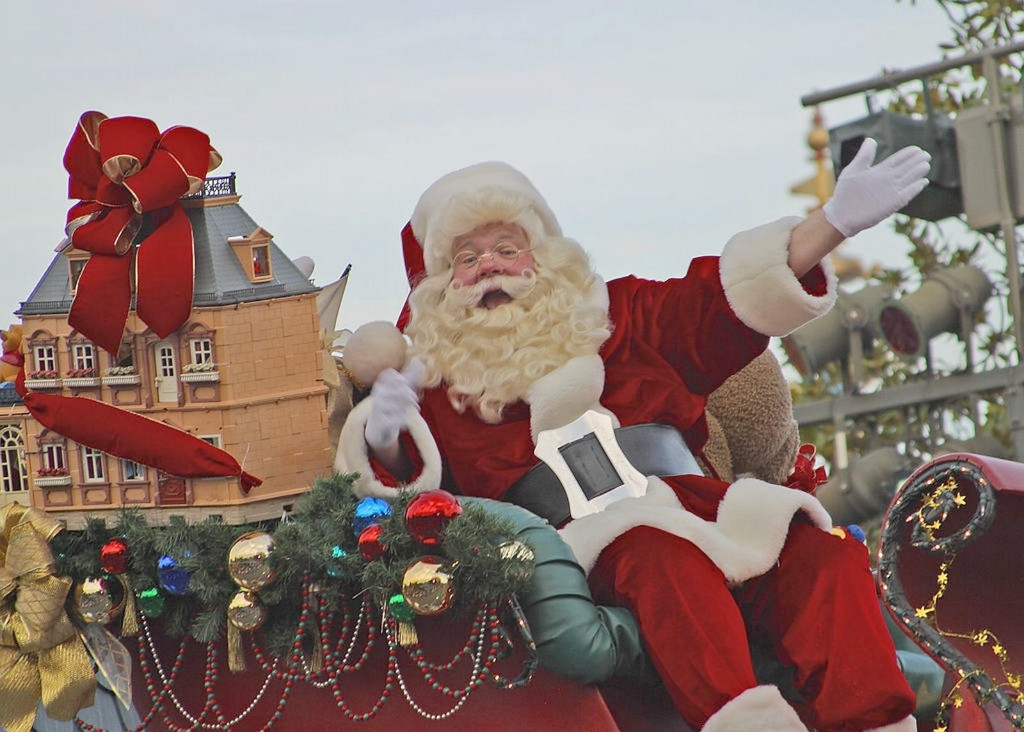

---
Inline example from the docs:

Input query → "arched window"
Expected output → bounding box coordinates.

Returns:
[0,424,26,494]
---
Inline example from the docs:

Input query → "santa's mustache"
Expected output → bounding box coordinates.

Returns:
[445,270,537,308]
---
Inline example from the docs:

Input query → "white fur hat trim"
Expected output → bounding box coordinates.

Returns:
[410,162,562,276]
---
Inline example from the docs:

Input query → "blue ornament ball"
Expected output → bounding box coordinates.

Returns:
[353,497,392,536]
[157,554,191,596]
[845,524,866,543]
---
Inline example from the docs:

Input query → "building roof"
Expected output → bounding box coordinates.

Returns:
[17,175,319,316]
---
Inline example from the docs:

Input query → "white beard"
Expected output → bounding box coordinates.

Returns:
[407,260,611,424]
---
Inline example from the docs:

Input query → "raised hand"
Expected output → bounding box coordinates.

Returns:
[823,138,932,238]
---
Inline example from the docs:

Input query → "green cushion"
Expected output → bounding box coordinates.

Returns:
[461,497,653,684]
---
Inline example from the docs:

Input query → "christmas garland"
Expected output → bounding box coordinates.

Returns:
[52,473,536,662]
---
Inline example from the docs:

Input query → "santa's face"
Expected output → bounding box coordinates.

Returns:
[449,222,536,309]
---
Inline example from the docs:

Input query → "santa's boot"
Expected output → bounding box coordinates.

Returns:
[702,685,806,732]
[864,716,916,732]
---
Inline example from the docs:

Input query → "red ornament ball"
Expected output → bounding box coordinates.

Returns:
[358,524,386,561]
[100,537,129,575]
[405,489,463,546]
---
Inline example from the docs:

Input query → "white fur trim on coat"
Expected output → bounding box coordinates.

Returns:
[556,476,833,582]
[525,354,617,442]
[335,397,443,499]
[719,216,838,337]
[702,685,806,732]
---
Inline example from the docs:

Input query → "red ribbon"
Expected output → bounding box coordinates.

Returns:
[15,369,261,494]
[63,111,222,355]
[784,443,828,494]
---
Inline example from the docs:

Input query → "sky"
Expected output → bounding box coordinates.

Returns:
[1,1,959,336]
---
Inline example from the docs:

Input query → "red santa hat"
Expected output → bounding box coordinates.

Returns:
[408,161,563,278]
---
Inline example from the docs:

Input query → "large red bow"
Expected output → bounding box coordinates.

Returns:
[784,443,829,494]
[63,111,222,354]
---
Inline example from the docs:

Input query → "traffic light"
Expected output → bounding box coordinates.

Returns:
[878,264,993,360]
[782,283,892,381]
[829,109,963,221]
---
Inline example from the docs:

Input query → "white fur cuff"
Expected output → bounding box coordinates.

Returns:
[702,685,806,732]
[335,397,443,499]
[719,216,838,336]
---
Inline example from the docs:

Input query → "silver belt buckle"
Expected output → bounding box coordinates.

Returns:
[533,410,649,520]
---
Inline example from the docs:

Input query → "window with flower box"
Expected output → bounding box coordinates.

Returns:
[70,342,96,376]
[104,340,140,389]
[191,337,214,367]
[35,439,70,487]
[42,443,66,473]
[32,344,57,377]
[81,446,106,482]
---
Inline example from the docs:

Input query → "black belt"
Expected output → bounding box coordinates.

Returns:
[503,422,700,527]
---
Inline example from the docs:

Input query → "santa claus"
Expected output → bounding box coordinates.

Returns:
[338,139,930,732]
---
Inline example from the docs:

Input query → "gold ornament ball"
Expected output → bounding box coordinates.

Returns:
[807,126,830,152]
[227,590,266,631]
[498,540,536,581]
[74,576,122,625]
[228,531,276,591]
[401,557,455,616]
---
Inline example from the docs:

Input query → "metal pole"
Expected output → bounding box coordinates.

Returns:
[801,40,1024,108]
[981,52,1024,362]
[980,52,1024,458]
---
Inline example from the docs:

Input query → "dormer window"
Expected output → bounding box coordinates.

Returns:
[252,245,270,277]
[68,256,89,292]
[228,228,274,283]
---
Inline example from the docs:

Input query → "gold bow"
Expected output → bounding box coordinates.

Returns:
[0,503,95,732]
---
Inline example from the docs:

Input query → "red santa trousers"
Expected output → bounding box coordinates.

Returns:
[588,521,917,731]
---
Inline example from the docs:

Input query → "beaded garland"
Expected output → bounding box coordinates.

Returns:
[878,460,1024,731]
[47,473,538,729]
[73,585,532,730]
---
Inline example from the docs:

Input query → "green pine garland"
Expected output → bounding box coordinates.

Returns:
[52,474,535,660]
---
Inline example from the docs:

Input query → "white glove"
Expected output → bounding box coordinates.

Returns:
[823,138,932,238]
[364,357,426,451]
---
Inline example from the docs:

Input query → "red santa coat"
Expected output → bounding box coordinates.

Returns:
[405,217,836,582]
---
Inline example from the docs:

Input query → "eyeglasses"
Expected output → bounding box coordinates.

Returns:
[451,243,532,272]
